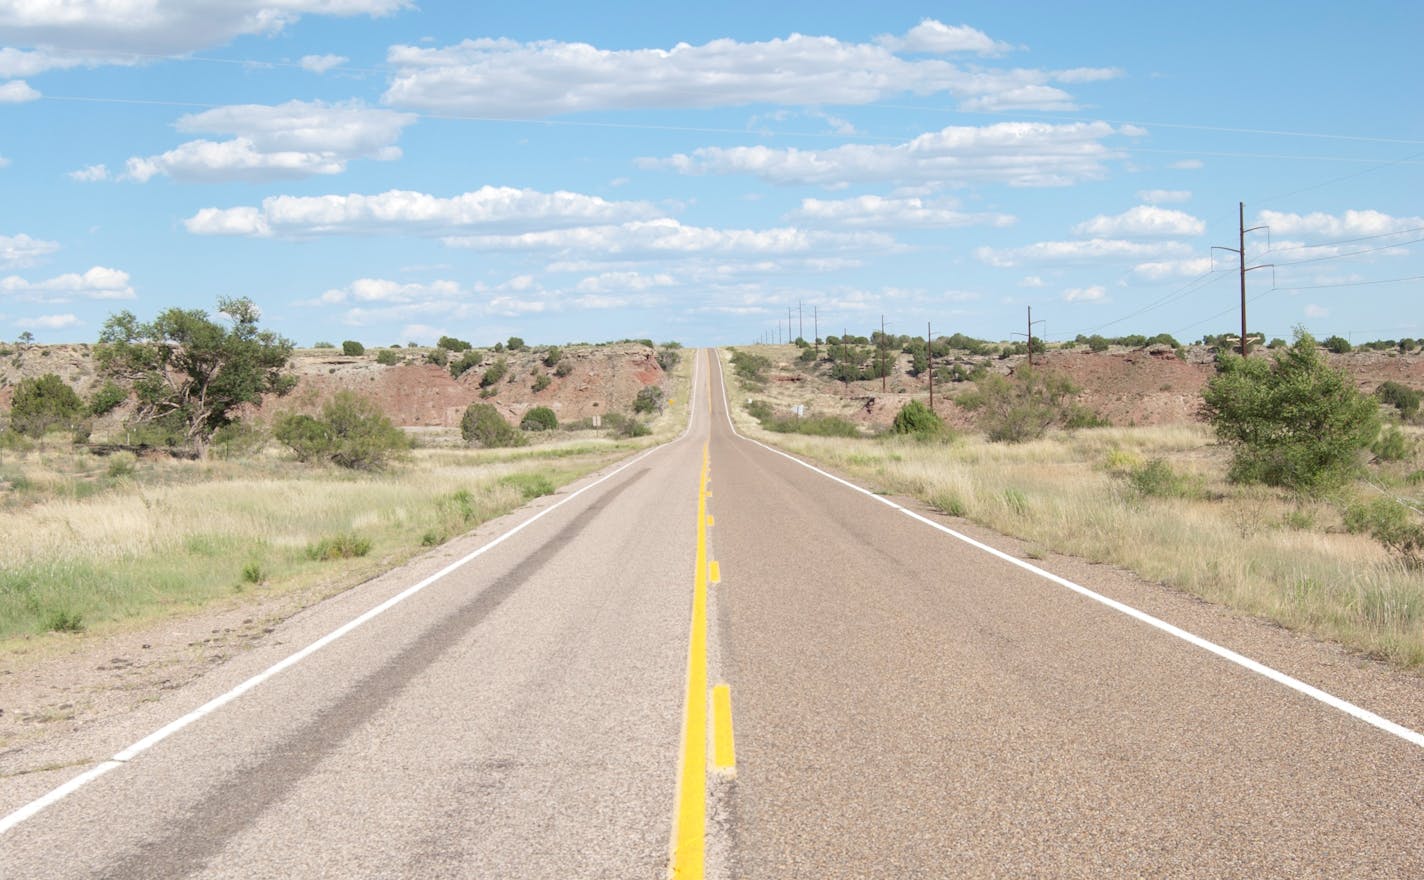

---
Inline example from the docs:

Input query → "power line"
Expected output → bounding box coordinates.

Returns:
[1263,226,1424,254]
[1270,236,1424,267]
[1272,274,1424,291]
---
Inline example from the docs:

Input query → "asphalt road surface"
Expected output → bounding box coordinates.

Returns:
[4,349,1423,878]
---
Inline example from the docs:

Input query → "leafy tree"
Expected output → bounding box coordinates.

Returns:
[375,349,400,366]
[1201,330,1379,493]
[17,331,35,345]
[437,335,472,352]
[891,400,944,436]
[274,392,408,469]
[88,381,128,416]
[520,406,558,431]
[272,413,331,463]
[506,336,526,351]
[461,403,525,447]
[96,297,295,454]
[10,373,85,437]
[1376,381,1421,421]
[1322,335,1352,354]
[961,367,1082,443]
[341,340,365,356]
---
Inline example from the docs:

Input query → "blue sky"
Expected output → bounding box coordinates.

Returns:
[1,1,1421,347]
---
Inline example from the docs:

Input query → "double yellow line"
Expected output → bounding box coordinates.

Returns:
[670,357,734,878]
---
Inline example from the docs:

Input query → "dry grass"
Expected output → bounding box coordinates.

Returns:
[723,352,1424,669]
[0,353,694,647]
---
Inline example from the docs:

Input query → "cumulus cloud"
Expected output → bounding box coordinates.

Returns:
[122,100,416,182]
[1137,189,1191,204]
[0,1,410,56]
[788,195,1015,229]
[185,186,661,237]
[1063,285,1108,302]
[976,238,1192,267]
[69,163,110,182]
[0,79,40,102]
[1255,209,1424,239]
[318,275,557,326]
[1053,67,1125,83]
[442,218,894,258]
[0,266,134,301]
[646,121,1133,188]
[1170,159,1204,170]
[1132,256,1214,280]
[0,233,60,268]
[1072,205,1204,238]
[28,313,79,330]
[574,271,678,294]
[300,54,348,74]
[382,23,1094,116]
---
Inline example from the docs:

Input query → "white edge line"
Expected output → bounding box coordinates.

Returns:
[711,350,1424,750]
[0,355,705,837]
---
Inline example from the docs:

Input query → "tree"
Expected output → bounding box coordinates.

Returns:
[506,336,526,351]
[1201,330,1379,494]
[961,367,1082,443]
[274,392,409,470]
[520,406,558,431]
[342,340,365,356]
[633,385,663,414]
[891,399,943,436]
[10,373,85,437]
[96,297,295,454]
[461,403,525,448]
[437,335,472,352]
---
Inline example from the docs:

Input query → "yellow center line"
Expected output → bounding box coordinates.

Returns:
[709,561,721,584]
[712,684,736,775]
[670,441,711,878]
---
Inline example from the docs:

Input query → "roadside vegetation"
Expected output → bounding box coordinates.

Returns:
[723,341,1424,669]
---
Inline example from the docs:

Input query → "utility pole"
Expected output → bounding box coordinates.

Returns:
[927,321,934,413]
[813,306,820,360]
[1013,307,1045,367]
[1212,201,1272,358]
[789,306,794,346]
[798,300,804,344]
[880,314,888,392]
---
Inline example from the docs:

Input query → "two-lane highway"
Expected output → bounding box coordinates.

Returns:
[4,348,1423,878]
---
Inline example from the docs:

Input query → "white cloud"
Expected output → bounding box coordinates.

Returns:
[1019,275,1045,287]
[1063,285,1108,303]
[942,290,982,302]
[0,154,9,167]
[0,266,134,301]
[383,23,1089,116]
[788,195,1015,229]
[186,186,660,237]
[300,54,348,74]
[69,163,110,182]
[574,271,677,294]
[325,275,556,326]
[877,20,1012,55]
[0,2,410,56]
[1072,205,1204,238]
[1170,159,1204,170]
[122,100,415,182]
[646,121,1132,188]
[28,313,79,330]
[1053,67,1124,83]
[977,238,1192,267]
[0,233,60,268]
[0,79,40,102]
[1137,189,1191,204]
[1132,256,1214,280]
[1254,209,1424,239]
[315,278,463,306]
[442,218,894,257]
[1304,304,1329,318]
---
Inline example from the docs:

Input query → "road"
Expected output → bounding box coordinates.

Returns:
[4,348,1424,878]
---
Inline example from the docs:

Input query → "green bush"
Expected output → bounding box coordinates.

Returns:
[305,533,372,561]
[106,450,138,478]
[1377,381,1421,421]
[520,406,558,431]
[211,419,266,459]
[10,373,85,437]
[506,336,526,351]
[532,374,551,393]
[88,381,127,416]
[273,413,331,462]
[480,358,508,388]
[633,385,664,414]
[1202,331,1379,494]
[1343,496,1424,568]
[543,347,563,367]
[450,350,482,378]
[657,345,681,372]
[1373,425,1413,462]
[426,348,449,367]
[730,349,771,385]
[375,349,399,366]
[766,414,860,437]
[313,341,334,349]
[437,335,472,352]
[963,367,1081,443]
[44,609,85,633]
[554,361,574,378]
[745,400,774,423]
[500,472,555,500]
[1128,458,1202,499]
[342,340,365,356]
[1322,335,1352,354]
[461,402,526,447]
[891,400,943,436]
[241,561,266,584]
[274,392,408,469]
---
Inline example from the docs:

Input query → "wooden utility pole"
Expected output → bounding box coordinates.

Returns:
[1028,306,1034,367]
[1212,201,1271,358]
[813,306,820,359]
[798,300,804,344]
[880,314,888,391]
[927,321,934,413]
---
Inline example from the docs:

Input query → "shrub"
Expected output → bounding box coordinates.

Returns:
[241,561,266,584]
[450,350,482,378]
[1202,330,1379,494]
[766,414,860,437]
[554,361,574,378]
[275,392,408,469]
[313,341,335,349]
[426,348,449,367]
[273,413,331,463]
[305,533,372,561]
[730,349,771,385]
[1322,335,1352,354]
[1128,458,1202,499]
[501,472,555,500]
[376,349,399,366]
[656,345,681,372]
[211,419,266,459]
[963,367,1081,443]
[891,400,943,436]
[437,335,472,352]
[745,400,774,423]
[44,609,85,633]
[1373,425,1413,462]
[532,374,551,393]
[506,336,526,351]
[88,381,127,416]
[342,340,365,356]
[10,373,85,437]
[106,450,138,478]
[1343,496,1424,568]
[461,402,526,447]
[480,358,508,388]
[543,347,563,367]
[520,406,558,431]
[633,385,664,414]
[1377,381,1421,421]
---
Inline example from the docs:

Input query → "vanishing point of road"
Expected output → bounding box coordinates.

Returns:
[4,349,1423,878]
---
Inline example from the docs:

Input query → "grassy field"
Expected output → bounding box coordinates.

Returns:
[722,355,1424,670]
[0,358,691,649]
